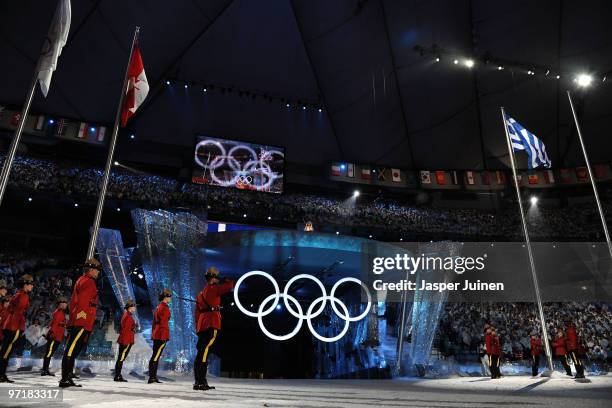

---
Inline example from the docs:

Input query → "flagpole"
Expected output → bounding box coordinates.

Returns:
[0,72,39,206]
[567,91,612,260]
[500,107,554,372]
[86,26,140,260]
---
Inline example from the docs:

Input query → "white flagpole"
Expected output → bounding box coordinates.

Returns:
[86,26,140,260]
[500,107,554,372]
[567,91,612,260]
[0,72,39,206]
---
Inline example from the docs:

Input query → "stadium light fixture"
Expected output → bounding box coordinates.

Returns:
[340,164,346,170]
[556,75,561,79]
[353,190,360,197]
[74,203,79,208]
[530,196,538,205]
[318,108,322,112]
[497,65,504,71]
[166,80,170,85]
[130,134,135,140]
[464,59,474,68]
[267,216,271,220]
[435,57,440,62]
[28,197,32,202]
[203,87,207,92]
[113,161,119,166]
[453,59,459,65]
[48,119,55,124]
[243,213,247,218]
[116,208,121,212]
[286,103,290,108]
[575,73,593,87]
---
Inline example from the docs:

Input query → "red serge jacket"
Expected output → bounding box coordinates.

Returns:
[530,338,542,356]
[553,336,567,356]
[152,302,171,341]
[69,274,99,332]
[47,307,67,342]
[2,290,29,332]
[195,280,234,333]
[117,311,136,345]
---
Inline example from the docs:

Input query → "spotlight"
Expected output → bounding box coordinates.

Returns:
[116,208,121,212]
[497,66,504,71]
[527,70,533,75]
[267,216,271,220]
[453,59,459,65]
[336,231,339,235]
[464,59,475,68]
[184,84,188,89]
[203,87,207,92]
[530,196,538,205]
[556,75,561,79]
[74,203,79,208]
[276,304,282,310]
[90,127,96,132]
[48,119,55,124]
[340,164,346,170]
[243,213,247,218]
[130,134,135,140]
[575,73,593,87]
[27,197,32,202]
[166,80,170,85]
[138,274,144,279]
[286,103,290,108]
[399,238,403,241]
[318,108,322,112]
[369,234,373,239]
[302,106,306,110]
[353,190,360,197]
[435,57,440,62]
[113,161,119,166]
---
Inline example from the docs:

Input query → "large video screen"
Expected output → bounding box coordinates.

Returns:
[192,136,284,193]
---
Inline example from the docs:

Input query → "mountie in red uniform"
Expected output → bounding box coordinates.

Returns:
[148,297,171,383]
[193,274,234,390]
[115,306,137,382]
[485,332,502,379]
[195,280,234,332]
[42,305,67,375]
[2,290,29,332]
[530,337,543,377]
[118,311,136,346]
[0,300,10,341]
[48,307,67,342]
[152,302,171,341]
[69,274,99,332]
[553,334,573,376]
[565,324,585,378]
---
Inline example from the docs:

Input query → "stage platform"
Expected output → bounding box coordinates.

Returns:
[1,372,611,408]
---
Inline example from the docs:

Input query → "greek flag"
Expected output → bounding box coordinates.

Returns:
[505,115,551,169]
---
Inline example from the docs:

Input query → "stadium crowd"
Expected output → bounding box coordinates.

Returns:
[2,154,610,241]
[438,302,612,365]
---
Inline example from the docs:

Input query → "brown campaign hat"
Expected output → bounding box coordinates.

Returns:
[57,296,68,304]
[125,299,137,309]
[19,274,34,284]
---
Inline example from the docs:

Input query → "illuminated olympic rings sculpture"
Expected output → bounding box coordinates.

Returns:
[194,140,284,190]
[233,271,372,342]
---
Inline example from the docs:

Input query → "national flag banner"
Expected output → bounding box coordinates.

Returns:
[77,122,88,139]
[435,170,445,185]
[451,170,459,185]
[10,112,21,126]
[377,167,387,182]
[34,115,46,131]
[465,171,475,185]
[420,170,431,184]
[594,164,606,179]
[560,168,573,184]
[505,114,551,169]
[528,173,539,184]
[331,164,342,177]
[37,0,71,97]
[495,170,506,185]
[96,126,106,142]
[543,169,555,184]
[347,163,355,178]
[121,43,149,127]
[481,171,491,185]
[391,168,401,182]
[575,166,588,182]
[55,118,67,136]
[361,167,372,180]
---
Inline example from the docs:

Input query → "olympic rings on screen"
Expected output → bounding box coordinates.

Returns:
[194,140,284,191]
[233,271,372,342]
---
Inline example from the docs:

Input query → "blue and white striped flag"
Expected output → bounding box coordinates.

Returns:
[505,115,551,169]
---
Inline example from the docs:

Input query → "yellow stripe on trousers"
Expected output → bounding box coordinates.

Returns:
[67,329,85,357]
[46,341,55,358]
[202,330,217,363]
[153,342,166,362]
[120,344,132,362]
[2,330,20,359]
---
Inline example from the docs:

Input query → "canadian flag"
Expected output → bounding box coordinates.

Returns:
[361,168,372,180]
[121,44,149,127]
[331,164,341,176]
[465,171,475,185]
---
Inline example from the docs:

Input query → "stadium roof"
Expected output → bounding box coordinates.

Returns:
[1,0,612,170]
